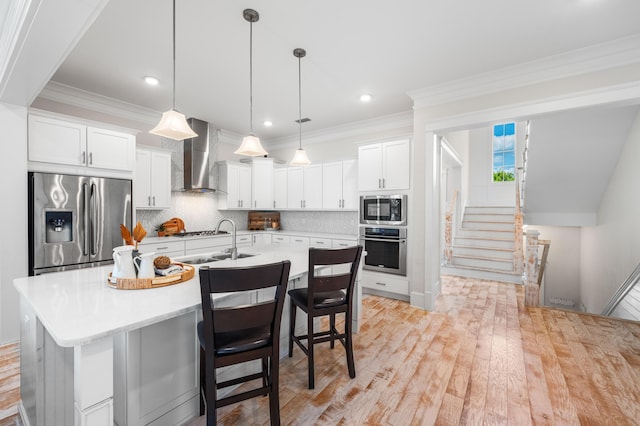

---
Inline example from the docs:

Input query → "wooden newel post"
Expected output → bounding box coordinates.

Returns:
[524,229,540,307]
[514,211,524,274]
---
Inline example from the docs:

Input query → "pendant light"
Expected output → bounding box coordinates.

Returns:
[149,0,198,140]
[290,48,311,166]
[234,9,268,157]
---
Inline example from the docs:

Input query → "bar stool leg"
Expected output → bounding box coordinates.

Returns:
[330,313,336,349]
[307,312,315,389]
[288,300,296,357]
[345,310,356,379]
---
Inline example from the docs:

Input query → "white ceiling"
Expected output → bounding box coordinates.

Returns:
[49,0,640,143]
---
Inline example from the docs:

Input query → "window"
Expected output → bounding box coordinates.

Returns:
[492,122,516,182]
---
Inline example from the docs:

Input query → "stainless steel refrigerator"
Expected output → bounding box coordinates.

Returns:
[28,172,132,275]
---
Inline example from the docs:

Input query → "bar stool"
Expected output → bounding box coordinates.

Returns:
[198,261,291,426]
[288,245,363,389]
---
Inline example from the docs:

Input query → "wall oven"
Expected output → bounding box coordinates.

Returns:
[360,195,407,226]
[359,226,407,276]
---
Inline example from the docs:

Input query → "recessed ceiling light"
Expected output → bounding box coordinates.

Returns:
[360,94,372,102]
[144,76,159,86]
[263,120,273,127]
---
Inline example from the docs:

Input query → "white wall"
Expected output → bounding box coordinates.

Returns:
[580,110,640,313]
[0,103,28,342]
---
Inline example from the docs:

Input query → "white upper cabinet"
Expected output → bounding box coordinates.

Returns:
[28,114,135,172]
[358,139,410,191]
[217,161,252,209]
[135,148,171,209]
[287,165,322,209]
[251,158,274,209]
[273,168,288,210]
[322,160,358,210]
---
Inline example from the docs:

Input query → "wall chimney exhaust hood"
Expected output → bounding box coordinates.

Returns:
[183,118,216,192]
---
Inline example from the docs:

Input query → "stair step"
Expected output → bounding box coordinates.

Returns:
[451,254,514,271]
[462,220,515,231]
[452,245,514,260]
[441,266,523,284]
[464,213,515,223]
[454,236,515,249]
[456,228,515,239]
[464,206,516,215]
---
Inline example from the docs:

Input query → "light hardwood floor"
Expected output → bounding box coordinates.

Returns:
[3,275,640,425]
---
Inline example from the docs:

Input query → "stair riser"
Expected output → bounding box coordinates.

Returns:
[462,221,515,231]
[464,207,515,215]
[454,237,514,249]
[441,266,523,284]
[463,213,514,223]
[452,257,514,271]
[453,246,514,260]
[456,229,514,239]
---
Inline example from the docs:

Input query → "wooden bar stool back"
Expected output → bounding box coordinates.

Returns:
[198,261,291,426]
[288,245,363,389]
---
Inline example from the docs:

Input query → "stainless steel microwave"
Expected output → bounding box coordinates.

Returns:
[360,195,407,226]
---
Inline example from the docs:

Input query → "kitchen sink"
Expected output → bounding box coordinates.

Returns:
[180,252,255,265]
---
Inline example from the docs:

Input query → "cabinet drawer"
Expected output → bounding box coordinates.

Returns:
[332,239,357,249]
[362,273,408,295]
[138,240,185,256]
[185,236,232,252]
[290,236,309,247]
[272,235,290,244]
[310,238,331,248]
[236,235,253,245]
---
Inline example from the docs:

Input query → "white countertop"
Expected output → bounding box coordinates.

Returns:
[141,230,358,245]
[14,244,310,348]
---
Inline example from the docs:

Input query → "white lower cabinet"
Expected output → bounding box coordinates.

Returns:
[184,236,232,256]
[252,233,272,246]
[137,240,185,258]
[271,235,290,245]
[114,311,199,426]
[236,234,253,247]
[361,270,409,300]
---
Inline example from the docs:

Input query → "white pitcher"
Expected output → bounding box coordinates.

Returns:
[134,252,156,279]
[111,245,136,282]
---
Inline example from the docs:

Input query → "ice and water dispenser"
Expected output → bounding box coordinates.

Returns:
[45,211,73,243]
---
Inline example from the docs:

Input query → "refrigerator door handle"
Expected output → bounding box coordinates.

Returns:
[90,183,98,256]
[83,183,90,256]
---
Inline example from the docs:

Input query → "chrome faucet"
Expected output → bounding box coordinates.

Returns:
[215,218,237,260]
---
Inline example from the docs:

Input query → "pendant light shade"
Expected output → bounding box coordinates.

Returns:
[235,9,268,157]
[149,0,197,141]
[290,48,311,166]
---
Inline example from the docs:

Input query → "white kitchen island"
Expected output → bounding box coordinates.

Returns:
[14,244,360,426]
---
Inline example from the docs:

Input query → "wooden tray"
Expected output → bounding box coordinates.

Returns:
[108,263,195,290]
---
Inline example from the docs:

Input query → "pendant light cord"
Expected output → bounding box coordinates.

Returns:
[171,0,176,111]
[249,19,254,135]
[298,55,302,149]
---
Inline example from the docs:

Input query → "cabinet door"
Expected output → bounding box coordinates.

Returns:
[273,168,288,210]
[238,166,252,209]
[149,151,171,208]
[134,150,152,208]
[287,167,304,209]
[303,165,323,209]
[358,144,382,191]
[86,127,135,171]
[382,139,410,190]
[28,115,86,166]
[252,160,274,209]
[322,162,343,210]
[341,160,359,209]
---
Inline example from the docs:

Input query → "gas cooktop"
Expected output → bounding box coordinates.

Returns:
[173,230,228,237]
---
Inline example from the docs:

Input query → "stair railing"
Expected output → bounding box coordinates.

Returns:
[514,172,524,274]
[524,229,551,307]
[601,262,640,316]
[443,190,458,265]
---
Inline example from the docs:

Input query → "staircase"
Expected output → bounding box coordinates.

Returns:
[442,206,523,284]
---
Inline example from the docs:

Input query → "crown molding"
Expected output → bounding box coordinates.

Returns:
[266,110,413,150]
[37,80,161,125]
[423,80,640,132]
[216,128,243,145]
[409,34,640,109]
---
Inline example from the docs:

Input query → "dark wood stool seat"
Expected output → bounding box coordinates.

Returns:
[198,261,291,426]
[288,246,363,389]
